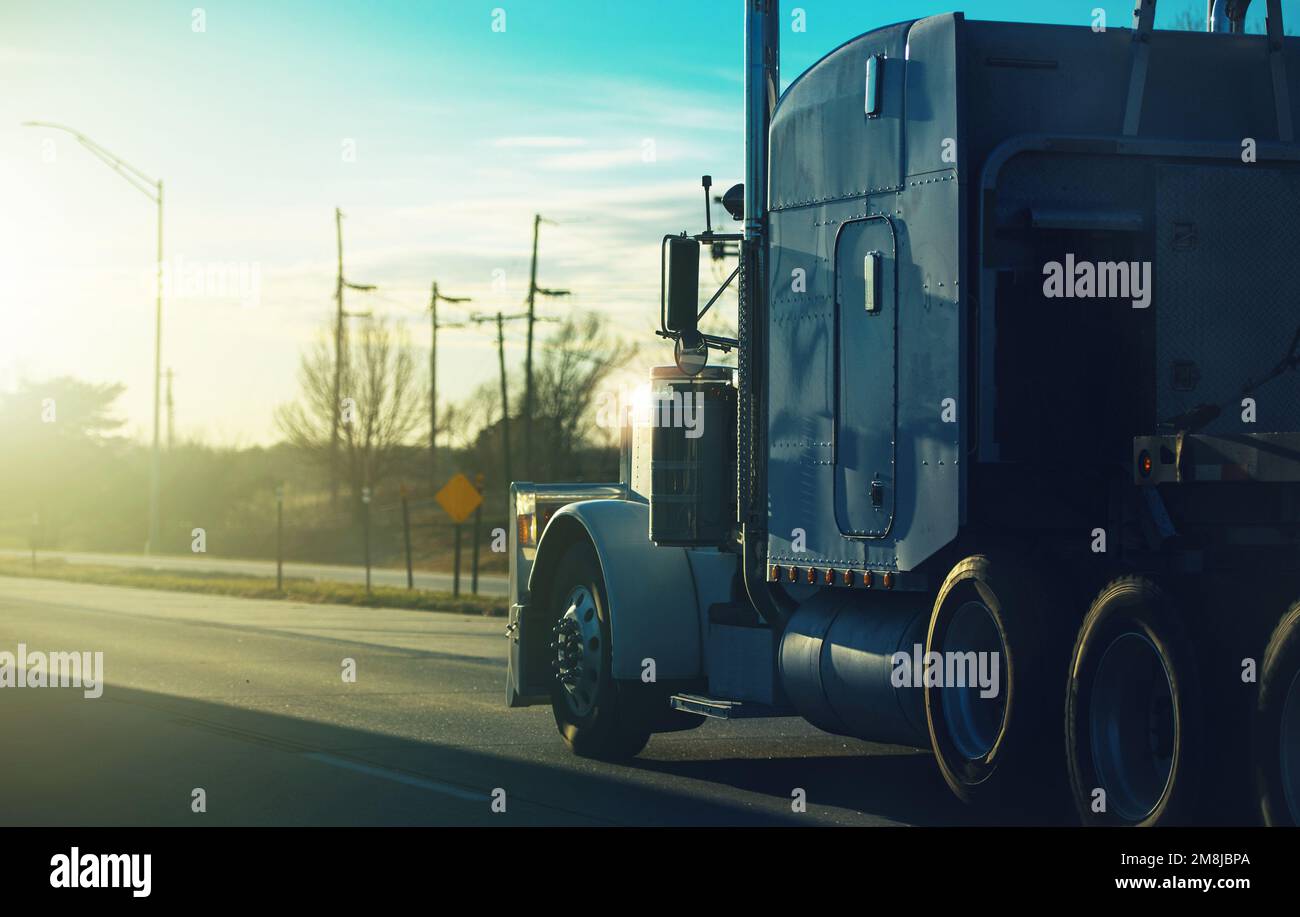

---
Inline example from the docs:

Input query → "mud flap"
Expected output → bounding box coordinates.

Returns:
[506,603,548,708]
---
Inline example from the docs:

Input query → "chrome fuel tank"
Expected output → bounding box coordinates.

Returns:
[779,590,930,747]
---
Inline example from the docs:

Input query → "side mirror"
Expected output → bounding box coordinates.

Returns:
[721,183,744,221]
[664,236,700,334]
[674,329,708,376]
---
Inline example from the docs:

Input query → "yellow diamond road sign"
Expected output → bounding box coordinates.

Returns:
[435,473,483,524]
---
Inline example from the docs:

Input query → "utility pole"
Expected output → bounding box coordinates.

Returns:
[329,208,375,506]
[523,214,569,478]
[428,280,470,492]
[494,312,512,494]
[471,311,557,502]
[165,367,175,450]
[472,311,526,503]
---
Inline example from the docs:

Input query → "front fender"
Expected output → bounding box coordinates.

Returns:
[530,499,706,681]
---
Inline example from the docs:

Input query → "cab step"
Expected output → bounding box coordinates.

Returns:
[669,693,793,719]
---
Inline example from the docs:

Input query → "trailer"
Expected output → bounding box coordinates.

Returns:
[506,0,1300,826]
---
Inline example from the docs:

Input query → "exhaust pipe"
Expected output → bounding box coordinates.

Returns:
[1208,1,1293,143]
[743,0,779,235]
[1208,0,1255,33]
[738,0,792,628]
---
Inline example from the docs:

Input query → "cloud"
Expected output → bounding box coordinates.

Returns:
[537,146,650,171]
[0,46,71,65]
[10,50,744,444]
[491,136,588,149]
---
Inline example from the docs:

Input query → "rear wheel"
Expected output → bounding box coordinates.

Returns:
[1066,576,1201,825]
[924,552,1067,809]
[547,540,654,759]
[1254,602,1300,826]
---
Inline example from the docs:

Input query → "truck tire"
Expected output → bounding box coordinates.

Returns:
[1254,601,1300,826]
[1066,576,1201,825]
[547,540,653,760]
[924,552,1065,809]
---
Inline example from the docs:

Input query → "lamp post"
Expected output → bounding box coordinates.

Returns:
[23,121,165,554]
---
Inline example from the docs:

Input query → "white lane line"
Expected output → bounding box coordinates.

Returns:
[304,752,488,802]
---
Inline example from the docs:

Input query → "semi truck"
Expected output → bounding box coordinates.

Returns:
[505,0,1300,826]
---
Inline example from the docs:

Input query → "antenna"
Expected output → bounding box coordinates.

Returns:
[701,175,713,234]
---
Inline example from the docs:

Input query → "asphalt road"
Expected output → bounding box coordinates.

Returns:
[0,548,507,596]
[0,576,1002,826]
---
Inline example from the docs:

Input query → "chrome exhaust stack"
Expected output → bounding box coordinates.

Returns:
[743,0,779,237]
[738,0,790,627]
[1208,0,1251,34]
[1207,0,1288,38]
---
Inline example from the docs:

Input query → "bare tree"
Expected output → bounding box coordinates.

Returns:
[444,313,636,485]
[443,380,500,453]
[529,313,637,481]
[276,316,423,506]
[1172,8,1205,31]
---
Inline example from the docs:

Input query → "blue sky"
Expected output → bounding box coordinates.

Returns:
[2,0,1289,443]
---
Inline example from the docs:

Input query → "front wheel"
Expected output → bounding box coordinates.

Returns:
[547,540,655,760]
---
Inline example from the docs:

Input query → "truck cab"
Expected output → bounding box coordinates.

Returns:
[507,0,1300,827]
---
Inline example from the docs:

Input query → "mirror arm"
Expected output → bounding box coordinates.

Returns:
[694,232,744,243]
[654,329,737,353]
[696,264,740,323]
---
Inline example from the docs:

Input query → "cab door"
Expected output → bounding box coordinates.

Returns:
[834,216,897,537]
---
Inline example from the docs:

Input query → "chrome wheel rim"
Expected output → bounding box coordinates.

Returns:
[1089,632,1176,822]
[940,599,1007,761]
[552,586,603,717]
[1281,668,1300,824]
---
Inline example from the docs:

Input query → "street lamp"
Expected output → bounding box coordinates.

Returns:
[24,121,165,554]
